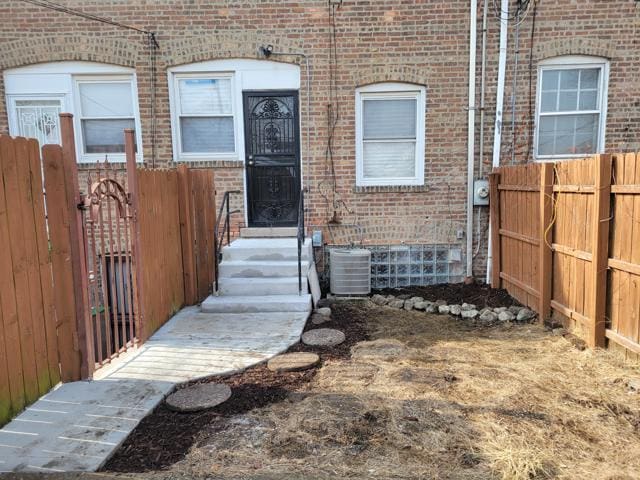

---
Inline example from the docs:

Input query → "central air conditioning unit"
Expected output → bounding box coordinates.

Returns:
[330,248,371,295]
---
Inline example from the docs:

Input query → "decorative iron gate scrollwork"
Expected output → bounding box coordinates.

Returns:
[82,162,140,368]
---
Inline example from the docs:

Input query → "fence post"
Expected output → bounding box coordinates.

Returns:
[538,162,554,322]
[489,171,501,288]
[177,165,197,305]
[588,154,612,348]
[125,129,146,341]
[59,114,94,379]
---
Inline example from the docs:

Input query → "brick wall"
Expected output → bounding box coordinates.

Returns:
[0,0,638,281]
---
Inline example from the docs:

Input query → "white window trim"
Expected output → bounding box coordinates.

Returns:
[534,55,609,161]
[168,72,240,162]
[355,82,426,186]
[72,75,143,163]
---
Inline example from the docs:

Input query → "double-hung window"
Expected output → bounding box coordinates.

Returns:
[356,83,426,186]
[76,78,138,156]
[172,75,236,159]
[535,56,608,159]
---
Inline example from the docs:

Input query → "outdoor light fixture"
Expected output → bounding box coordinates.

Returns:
[259,44,274,57]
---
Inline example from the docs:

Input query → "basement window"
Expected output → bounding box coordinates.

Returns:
[535,56,609,159]
[355,83,425,186]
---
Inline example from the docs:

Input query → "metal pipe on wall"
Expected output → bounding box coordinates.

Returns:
[466,0,478,277]
[486,0,509,283]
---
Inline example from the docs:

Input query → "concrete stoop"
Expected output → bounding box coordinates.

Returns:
[201,237,314,314]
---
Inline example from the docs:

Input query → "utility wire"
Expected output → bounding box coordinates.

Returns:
[17,0,155,36]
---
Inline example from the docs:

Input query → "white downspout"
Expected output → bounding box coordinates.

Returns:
[486,0,509,284]
[466,0,478,277]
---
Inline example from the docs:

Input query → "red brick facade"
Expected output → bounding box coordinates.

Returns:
[0,0,638,281]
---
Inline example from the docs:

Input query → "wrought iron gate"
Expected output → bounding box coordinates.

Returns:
[81,162,140,368]
[243,91,301,227]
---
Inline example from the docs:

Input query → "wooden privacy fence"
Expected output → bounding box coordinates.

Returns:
[0,121,217,425]
[490,153,640,360]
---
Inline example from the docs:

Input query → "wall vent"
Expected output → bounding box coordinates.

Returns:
[330,248,371,295]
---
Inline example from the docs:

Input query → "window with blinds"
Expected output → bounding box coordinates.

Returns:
[175,76,235,155]
[356,84,425,186]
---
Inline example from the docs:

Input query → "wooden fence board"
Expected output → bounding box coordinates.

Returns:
[493,152,640,357]
[42,145,82,382]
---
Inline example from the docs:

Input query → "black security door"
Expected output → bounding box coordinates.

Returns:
[244,91,300,227]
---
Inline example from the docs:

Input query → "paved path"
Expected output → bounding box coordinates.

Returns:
[0,306,308,473]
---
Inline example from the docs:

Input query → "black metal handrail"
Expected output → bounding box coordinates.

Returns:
[297,188,306,295]
[214,190,241,293]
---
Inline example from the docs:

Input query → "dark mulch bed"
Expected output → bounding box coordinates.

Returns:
[373,281,519,308]
[102,302,369,473]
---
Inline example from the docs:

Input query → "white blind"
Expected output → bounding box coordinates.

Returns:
[179,78,232,115]
[82,118,135,153]
[363,141,416,179]
[363,99,417,139]
[79,82,133,117]
[180,117,235,153]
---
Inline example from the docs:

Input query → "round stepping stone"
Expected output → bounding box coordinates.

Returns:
[315,307,332,317]
[302,328,345,347]
[165,383,231,412]
[311,313,330,325]
[267,352,320,372]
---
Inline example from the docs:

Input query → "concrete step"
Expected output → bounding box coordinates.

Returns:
[201,294,312,313]
[219,260,310,278]
[222,238,312,262]
[218,276,309,296]
[240,227,298,238]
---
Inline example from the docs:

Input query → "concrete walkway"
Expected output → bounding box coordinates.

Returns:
[0,306,308,473]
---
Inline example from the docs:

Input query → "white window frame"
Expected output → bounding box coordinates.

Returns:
[73,75,143,163]
[168,72,239,162]
[534,55,609,161]
[355,82,426,186]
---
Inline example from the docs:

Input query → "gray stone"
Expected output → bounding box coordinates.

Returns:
[508,306,524,315]
[410,296,424,303]
[371,294,388,306]
[461,303,477,311]
[267,352,320,373]
[461,309,479,319]
[425,303,438,313]
[311,313,329,325]
[552,327,567,336]
[435,299,447,306]
[479,310,498,323]
[479,307,492,316]
[628,378,640,392]
[302,328,346,347]
[449,304,462,316]
[166,383,232,412]
[498,311,516,322]
[414,300,433,311]
[493,307,508,314]
[315,307,332,317]
[389,299,405,309]
[516,308,536,322]
[316,298,333,308]
[403,299,416,311]
[438,305,450,314]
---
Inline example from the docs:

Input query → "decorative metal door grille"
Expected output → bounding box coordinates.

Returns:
[244,91,301,227]
[82,161,140,368]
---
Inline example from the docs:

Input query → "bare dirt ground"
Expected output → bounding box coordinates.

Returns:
[94,297,640,480]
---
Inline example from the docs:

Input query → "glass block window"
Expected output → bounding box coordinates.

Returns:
[356,83,425,186]
[536,58,608,159]
[174,76,235,156]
